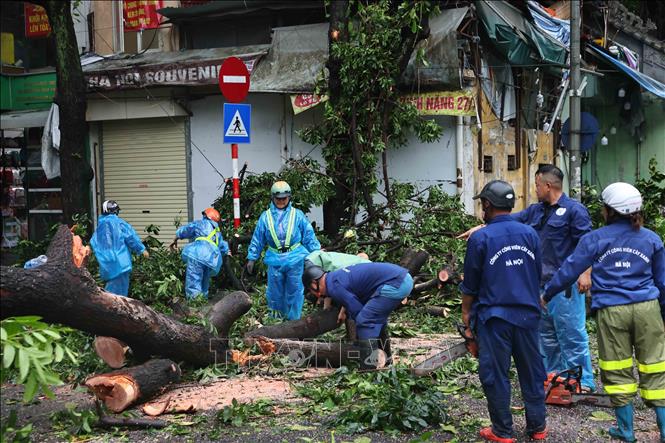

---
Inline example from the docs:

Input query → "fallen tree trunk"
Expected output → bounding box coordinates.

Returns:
[0,225,233,367]
[86,359,181,413]
[207,291,253,337]
[425,306,451,317]
[399,248,430,276]
[257,337,364,368]
[244,307,341,343]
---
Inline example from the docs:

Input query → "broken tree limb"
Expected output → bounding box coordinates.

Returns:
[0,225,233,367]
[94,336,130,369]
[244,307,342,343]
[399,248,430,276]
[85,359,181,413]
[425,306,451,317]
[95,401,167,429]
[207,291,253,337]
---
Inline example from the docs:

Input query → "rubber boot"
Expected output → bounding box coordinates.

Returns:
[656,406,665,443]
[378,325,392,366]
[608,403,636,442]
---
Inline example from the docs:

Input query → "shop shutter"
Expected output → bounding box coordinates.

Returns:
[102,118,188,244]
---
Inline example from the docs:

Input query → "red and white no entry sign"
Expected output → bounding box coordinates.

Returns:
[219,57,250,103]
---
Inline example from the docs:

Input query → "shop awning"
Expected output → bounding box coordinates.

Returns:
[476,0,567,66]
[401,7,469,89]
[158,1,321,21]
[588,44,665,99]
[82,46,269,91]
[1,109,49,129]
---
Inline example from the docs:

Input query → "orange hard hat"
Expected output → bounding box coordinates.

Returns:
[202,207,220,223]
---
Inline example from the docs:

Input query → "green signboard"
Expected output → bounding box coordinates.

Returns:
[1,72,56,111]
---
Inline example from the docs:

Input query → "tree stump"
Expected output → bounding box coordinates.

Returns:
[85,359,181,413]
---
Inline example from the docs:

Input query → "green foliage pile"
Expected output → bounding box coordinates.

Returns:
[297,366,446,434]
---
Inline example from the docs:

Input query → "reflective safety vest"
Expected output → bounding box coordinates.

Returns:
[266,208,300,253]
[195,227,220,247]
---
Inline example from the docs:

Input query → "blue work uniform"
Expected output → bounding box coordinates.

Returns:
[460,214,546,440]
[544,220,665,406]
[247,202,320,320]
[176,217,229,299]
[512,193,595,390]
[91,214,146,296]
[325,263,413,339]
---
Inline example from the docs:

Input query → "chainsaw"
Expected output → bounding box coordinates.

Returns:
[412,323,478,376]
[544,366,612,408]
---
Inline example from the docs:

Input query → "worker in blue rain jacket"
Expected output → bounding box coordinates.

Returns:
[245,181,320,320]
[91,200,149,296]
[543,182,665,443]
[459,164,596,392]
[460,180,547,443]
[172,207,229,300]
[303,261,412,370]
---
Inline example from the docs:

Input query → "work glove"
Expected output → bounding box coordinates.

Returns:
[245,260,255,275]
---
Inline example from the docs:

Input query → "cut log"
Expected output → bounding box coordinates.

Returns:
[256,337,365,368]
[94,336,130,369]
[244,307,341,343]
[85,359,181,413]
[207,291,253,337]
[425,306,451,317]
[399,248,430,275]
[0,225,233,367]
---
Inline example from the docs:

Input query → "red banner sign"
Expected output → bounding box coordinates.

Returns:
[24,3,51,38]
[123,0,163,31]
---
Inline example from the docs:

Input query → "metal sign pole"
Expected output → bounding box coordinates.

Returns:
[231,143,240,228]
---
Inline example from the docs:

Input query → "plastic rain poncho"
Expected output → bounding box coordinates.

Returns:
[91,214,145,296]
[176,217,229,299]
[247,202,320,320]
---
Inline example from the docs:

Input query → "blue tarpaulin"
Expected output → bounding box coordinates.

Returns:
[588,44,665,99]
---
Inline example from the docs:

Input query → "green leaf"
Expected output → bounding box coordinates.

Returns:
[286,424,316,431]
[31,331,47,343]
[590,411,614,421]
[1,327,7,341]
[440,424,457,434]
[3,343,16,368]
[23,374,39,402]
[18,348,30,382]
[54,344,64,363]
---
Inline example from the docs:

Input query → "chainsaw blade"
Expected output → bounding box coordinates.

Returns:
[571,394,613,408]
[412,341,468,376]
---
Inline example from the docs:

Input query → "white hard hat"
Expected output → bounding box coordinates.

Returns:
[601,182,642,214]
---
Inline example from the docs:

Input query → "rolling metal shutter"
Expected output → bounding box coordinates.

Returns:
[102,118,188,244]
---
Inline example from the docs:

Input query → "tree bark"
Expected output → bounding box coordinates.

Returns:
[0,225,233,367]
[85,359,181,413]
[244,307,341,343]
[257,338,362,368]
[399,248,430,275]
[207,291,252,337]
[41,0,93,222]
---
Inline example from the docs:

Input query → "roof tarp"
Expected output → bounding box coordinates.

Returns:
[588,44,665,99]
[476,0,567,66]
[249,23,328,93]
[401,7,469,89]
[1,109,49,129]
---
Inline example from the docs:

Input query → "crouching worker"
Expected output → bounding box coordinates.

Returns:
[543,183,665,443]
[460,181,546,442]
[302,262,413,369]
[91,200,149,296]
[172,207,229,300]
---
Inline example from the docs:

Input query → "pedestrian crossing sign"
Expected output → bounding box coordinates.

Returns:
[223,103,251,144]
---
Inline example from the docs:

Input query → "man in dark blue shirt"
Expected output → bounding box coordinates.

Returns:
[303,262,413,370]
[460,165,595,392]
[460,180,547,443]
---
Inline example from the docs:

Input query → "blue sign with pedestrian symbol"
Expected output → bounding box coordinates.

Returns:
[223,103,251,144]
